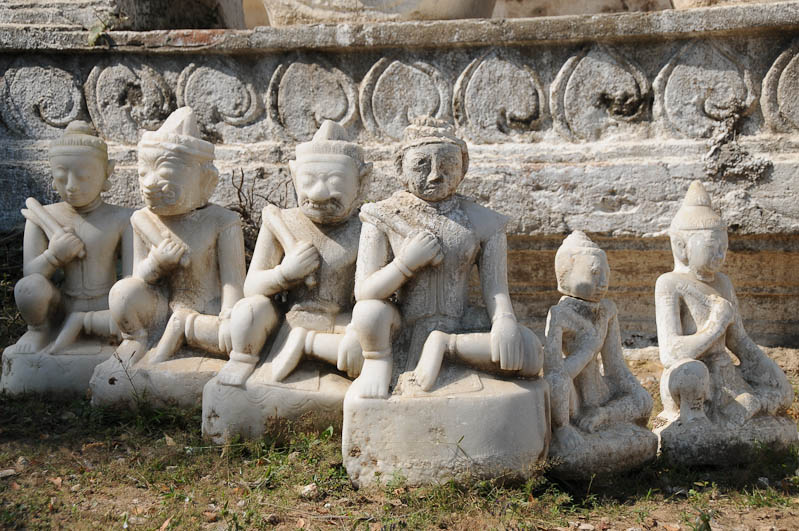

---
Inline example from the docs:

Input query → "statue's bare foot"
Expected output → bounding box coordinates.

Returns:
[217,353,258,387]
[351,356,392,399]
[553,425,584,452]
[45,312,86,354]
[722,393,760,427]
[678,397,709,424]
[272,327,307,382]
[13,328,50,354]
[150,311,187,364]
[114,337,147,365]
[414,331,449,391]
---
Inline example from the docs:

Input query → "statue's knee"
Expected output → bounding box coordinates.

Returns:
[667,359,709,404]
[230,295,277,352]
[15,274,57,324]
[351,299,398,347]
[109,277,154,330]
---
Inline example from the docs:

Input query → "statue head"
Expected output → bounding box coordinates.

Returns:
[137,107,218,217]
[668,180,727,281]
[394,117,469,202]
[289,120,370,225]
[555,231,609,302]
[49,121,114,208]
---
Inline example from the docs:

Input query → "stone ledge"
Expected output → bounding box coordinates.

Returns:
[2,2,799,53]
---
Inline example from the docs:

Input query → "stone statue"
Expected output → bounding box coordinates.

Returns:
[654,180,795,463]
[90,107,246,408]
[202,120,369,442]
[544,231,657,477]
[263,0,496,26]
[342,118,549,486]
[1,121,132,395]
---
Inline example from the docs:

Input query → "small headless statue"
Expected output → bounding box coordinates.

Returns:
[545,231,653,460]
[12,121,131,354]
[109,107,246,365]
[656,180,792,430]
[216,120,369,387]
[349,117,542,399]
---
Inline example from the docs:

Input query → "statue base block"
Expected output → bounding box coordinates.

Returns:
[90,348,225,409]
[656,414,798,466]
[342,369,550,487]
[1,341,114,396]
[549,423,658,479]
[202,360,351,443]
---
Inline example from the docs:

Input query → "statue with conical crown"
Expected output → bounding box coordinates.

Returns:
[90,107,247,408]
[654,180,796,464]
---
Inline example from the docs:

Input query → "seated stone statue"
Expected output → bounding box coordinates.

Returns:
[544,231,656,477]
[655,180,795,463]
[90,107,246,408]
[1,121,132,395]
[202,121,369,442]
[342,118,549,487]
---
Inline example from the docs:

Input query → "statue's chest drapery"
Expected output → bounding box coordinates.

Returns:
[283,211,361,315]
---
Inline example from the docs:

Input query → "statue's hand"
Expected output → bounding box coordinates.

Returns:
[280,241,320,282]
[152,237,187,269]
[707,294,734,330]
[218,317,232,353]
[398,231,442,272]
[48,228,85,265]
[491,315,523,371]
[577,407,608,433]
[337,328,364,379]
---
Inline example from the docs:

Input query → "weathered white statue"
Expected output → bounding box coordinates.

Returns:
[90,107,246,408]
[1,121,132,395]
[655,180,796,463]
[342,118,549,486]
[262,0,496,26]
[202,120,369,442]
[544,231,657,477]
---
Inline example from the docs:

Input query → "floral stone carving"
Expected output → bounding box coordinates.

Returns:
[1,122,132,395]
[90,107,247,408]
[341,118,549,486]
[544,231,657,478]
[202,120,370,442]
[654,180,796,464]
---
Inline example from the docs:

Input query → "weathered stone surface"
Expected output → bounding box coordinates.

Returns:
[3,3,799,345]
[0,0,245,30]
[493,0,671,18]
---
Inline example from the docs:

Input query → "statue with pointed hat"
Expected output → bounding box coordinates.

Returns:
[544,231,657,478]
[202,120,370,442]
[1,121,133,396]
[341,117,550,487]
[654,180,795,464]
[90,107,247,408]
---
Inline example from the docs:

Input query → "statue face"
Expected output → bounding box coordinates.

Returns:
[401,142,464,202]
[138,147,208,216]
[562,252,609,302]
[685,228,727,280]
[50,151,108,208]
[293,155,360,224]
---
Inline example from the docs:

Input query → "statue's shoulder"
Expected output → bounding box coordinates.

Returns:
[459,197,508,240]
[600,298,618,317]
[359,192,405,225]
[201,203,241,229]
[655,271,681,292]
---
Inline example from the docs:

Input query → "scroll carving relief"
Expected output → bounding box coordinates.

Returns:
[0,61,84,138]
[360,58,451,139]
[268,60,358,141]
[453,50,545,142]
[552,45,650,142]
[177,60,265,143]
[85,60,173,144]
[762,45,799,133]
[654,41,756,138]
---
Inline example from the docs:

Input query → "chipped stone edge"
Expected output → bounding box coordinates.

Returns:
[2,2,799,54]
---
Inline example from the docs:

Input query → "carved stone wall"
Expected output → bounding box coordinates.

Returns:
[2,3,799,344]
